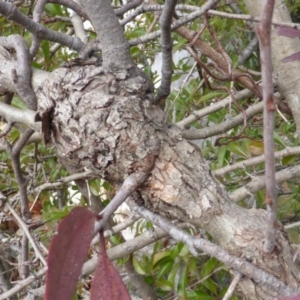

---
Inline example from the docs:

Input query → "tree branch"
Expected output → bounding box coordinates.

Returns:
[0,36,37,110]
[156,0,178,105]
[6,203,47,267]
[0,2,84,53]
[182,101,263,140]
[230,165,300,203]
[49,0,89,19]
[78,0,133,71]
[215,146,300,177]
[132,205,298,297]
[122,5,298,29]
[30,0,48,59]
[0,102,40,132]
[94,172,148,233]
[0,267,47,300]
[176,89,253,129]
[222,272,242,300]
[257,0,277,253]
[115,0,144,17]
[128,0,221,46]
[31,170,95,194]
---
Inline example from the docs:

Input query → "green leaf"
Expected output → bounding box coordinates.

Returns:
[273,131,286,147]
[108,235,121,246]
[45,3,63,16]
[217,145,228,168]
[153,251,171,266]
[282,155,298,165]
[203,277,217,295]
[227,141,250,159]
[186,290,216,300]
[178,243,189,257]
[201,258,220,276]
[167,261,181,285]
[150,242,161,265]
[177,264,188,300]
[145,221,154,230]
[256,190,265,208]
[156,278,173,291]
[173,39,187,52]
[144,275,154,285]
[89,179,100,196]
[156,260,173,279]
[187,257,198,276]
[41,40,50,65]
[50,168,60,181]
[102,179,113,191]
[43,206,73,223]
[132,255,146,275]
[140,254,152,274]
[248,141,264,156]
[198,92,225,103]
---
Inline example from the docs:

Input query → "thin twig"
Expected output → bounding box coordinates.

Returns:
[49,0,89,19]
[182,101,263,140]
[214,146,300,177]
[115,0,143,16]
[6,203,47,267]
[0,2,84,53]
[176,88,253,129]
[238,37,258,66]
[123,5,299,29]
[94,172,148,233]
[155,0,178,106]
[0,267,47,300]
[230,165,300,203]
[30,0,48,59]
[128,0,221,46]
[32,170,95,194]
[257,0,277,254]
[222,272,242,300]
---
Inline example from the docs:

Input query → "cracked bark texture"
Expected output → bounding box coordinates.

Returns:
[37,64,300,299]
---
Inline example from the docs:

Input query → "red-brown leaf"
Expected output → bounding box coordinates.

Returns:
[279,296,300,300]
[45,207,96,300]
[282,51,300,63]
[90,230,132,300]
[276,26,300,38]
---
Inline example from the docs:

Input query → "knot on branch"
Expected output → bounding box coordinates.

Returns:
[37,63,162,184]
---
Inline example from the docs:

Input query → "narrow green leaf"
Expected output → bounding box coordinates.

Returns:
[177,264,189,299]
[167,261,181,285]
[274,131,286,147]
[156,260,173,279]
[217,145,228,168]
[132,255,146,275]
[203,277,217,295]
[153,250,171,266]
[156,278,173,291]
[198,92,225,103]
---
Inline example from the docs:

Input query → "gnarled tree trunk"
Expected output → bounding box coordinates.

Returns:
[36,62,300,299]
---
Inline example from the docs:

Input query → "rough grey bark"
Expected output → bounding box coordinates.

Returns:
[78,0,134,71]
[36,62,300,299]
